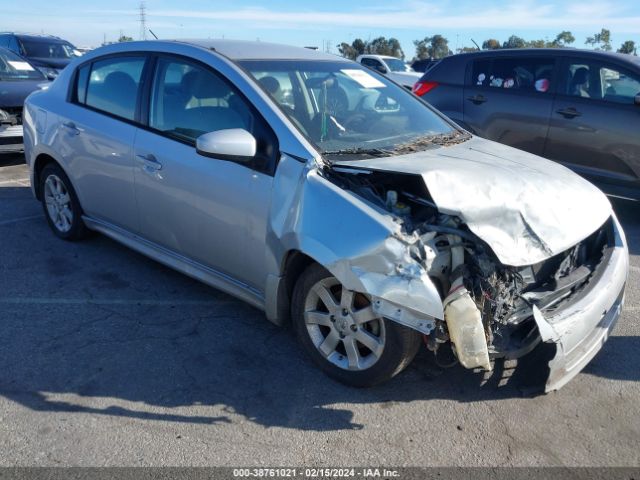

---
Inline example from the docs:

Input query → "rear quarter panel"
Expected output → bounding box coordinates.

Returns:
[420,57,467,126]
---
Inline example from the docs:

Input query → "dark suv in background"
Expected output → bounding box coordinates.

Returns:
[414,49,640,200]
[0,33,80,80]
[0,47,46,153]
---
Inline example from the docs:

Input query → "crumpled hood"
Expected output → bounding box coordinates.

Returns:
[334,136,612,266]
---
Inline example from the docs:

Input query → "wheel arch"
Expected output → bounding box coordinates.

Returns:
[268,249,317,326]
[33,153,65,200]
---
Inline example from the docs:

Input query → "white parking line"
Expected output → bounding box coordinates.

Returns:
[0,214,43,226]
[0,179,30,186]
[0,297,231,307]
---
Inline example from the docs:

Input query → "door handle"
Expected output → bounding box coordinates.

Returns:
[136,153,162,171]
[62,121,81,135]
[556,108,581,119]
[467,94,487,105]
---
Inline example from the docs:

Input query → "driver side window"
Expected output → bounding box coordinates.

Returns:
[565,60,640,105]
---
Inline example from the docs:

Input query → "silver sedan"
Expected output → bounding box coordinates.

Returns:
[23,40,628,391]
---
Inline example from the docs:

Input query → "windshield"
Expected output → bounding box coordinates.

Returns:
[239,60,459,158]
[385,58,410,72]
[19,39,79,59]
[0,48,45,80]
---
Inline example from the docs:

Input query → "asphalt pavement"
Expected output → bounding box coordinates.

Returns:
[0,153,638,467]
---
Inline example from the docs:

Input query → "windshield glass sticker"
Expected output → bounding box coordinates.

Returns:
[341,69,386,88]
[8,61,35,71]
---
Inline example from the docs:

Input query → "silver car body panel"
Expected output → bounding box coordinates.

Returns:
[335,136,613,267]
[533,214,628,392]
[22,39,629,390]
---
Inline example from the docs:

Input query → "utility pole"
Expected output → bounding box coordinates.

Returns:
[139,1,147,41]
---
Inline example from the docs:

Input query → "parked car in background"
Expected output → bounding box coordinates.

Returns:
[357,54,421,89]
[0,47,46,153]
[411,58,439,73]
[0,33,81,80]
[414,49,640,200]
[23,40,628,392]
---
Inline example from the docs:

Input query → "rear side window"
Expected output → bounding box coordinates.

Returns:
[471,57,554,93]
[84,56,145,121]
[75,64,90,104]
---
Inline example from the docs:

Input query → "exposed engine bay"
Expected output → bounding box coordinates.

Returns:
[325,166,613,370]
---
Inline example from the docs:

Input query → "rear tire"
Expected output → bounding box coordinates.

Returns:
[292,263,422,387]
[40,163,88,241]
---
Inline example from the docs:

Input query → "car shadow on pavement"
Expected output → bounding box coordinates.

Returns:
[0,183,638,432]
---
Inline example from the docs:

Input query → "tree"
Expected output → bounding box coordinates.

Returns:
[552,31,575,48]
[337,38,367,60]
[503,35,526,49]
[585,28,612,51]
[618,40,637,55]
[338,42,357,60]
[117,35,134,42]
[457,46,479,54]
[527,39,548,48]
[367,37,404,58]
[413,35,450,59]
[482,39,501,50]
[338,37,403,60]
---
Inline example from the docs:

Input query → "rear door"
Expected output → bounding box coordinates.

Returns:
[544,57,640,193]
[56,54,148,232]
[463,55,556,155]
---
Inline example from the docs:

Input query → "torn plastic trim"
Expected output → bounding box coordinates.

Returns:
[532,215,628,392]
[324,233,445,326]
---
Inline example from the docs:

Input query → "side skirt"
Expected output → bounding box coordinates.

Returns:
[82,216,266,312]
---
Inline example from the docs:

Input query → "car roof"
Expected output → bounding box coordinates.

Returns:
[358,54,397,60]
[1,32,69,43]
[447,48,639,65]
[176,39,342,61]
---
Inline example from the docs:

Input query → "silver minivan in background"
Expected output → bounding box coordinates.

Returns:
[23,40,628,392]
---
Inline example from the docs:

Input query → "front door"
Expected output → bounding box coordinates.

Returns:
[544,57,640,193]
[133,55,277,290]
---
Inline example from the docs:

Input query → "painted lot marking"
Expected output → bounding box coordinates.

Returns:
[0,297,232,307]
[0,214,42,226]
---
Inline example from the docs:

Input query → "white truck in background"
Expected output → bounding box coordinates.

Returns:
[356,54,422,90]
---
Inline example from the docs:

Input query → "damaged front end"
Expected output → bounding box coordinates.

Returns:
[319,164,628,392]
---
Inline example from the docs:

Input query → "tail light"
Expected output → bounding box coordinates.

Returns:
[412,81,439,96]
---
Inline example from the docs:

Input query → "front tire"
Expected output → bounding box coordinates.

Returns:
[40,163,88,241]
[292,264,422,387]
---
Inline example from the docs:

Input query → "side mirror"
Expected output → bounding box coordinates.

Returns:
[635,94,640,106]
[196,128,256,162]
[375,65,388,75]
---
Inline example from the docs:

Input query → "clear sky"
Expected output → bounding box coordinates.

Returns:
[2,0,639,56]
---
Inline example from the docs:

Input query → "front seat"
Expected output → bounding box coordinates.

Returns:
[180,71,245,136]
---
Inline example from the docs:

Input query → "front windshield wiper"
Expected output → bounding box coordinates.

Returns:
[391,131,471,154]
[322,147,394,158]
